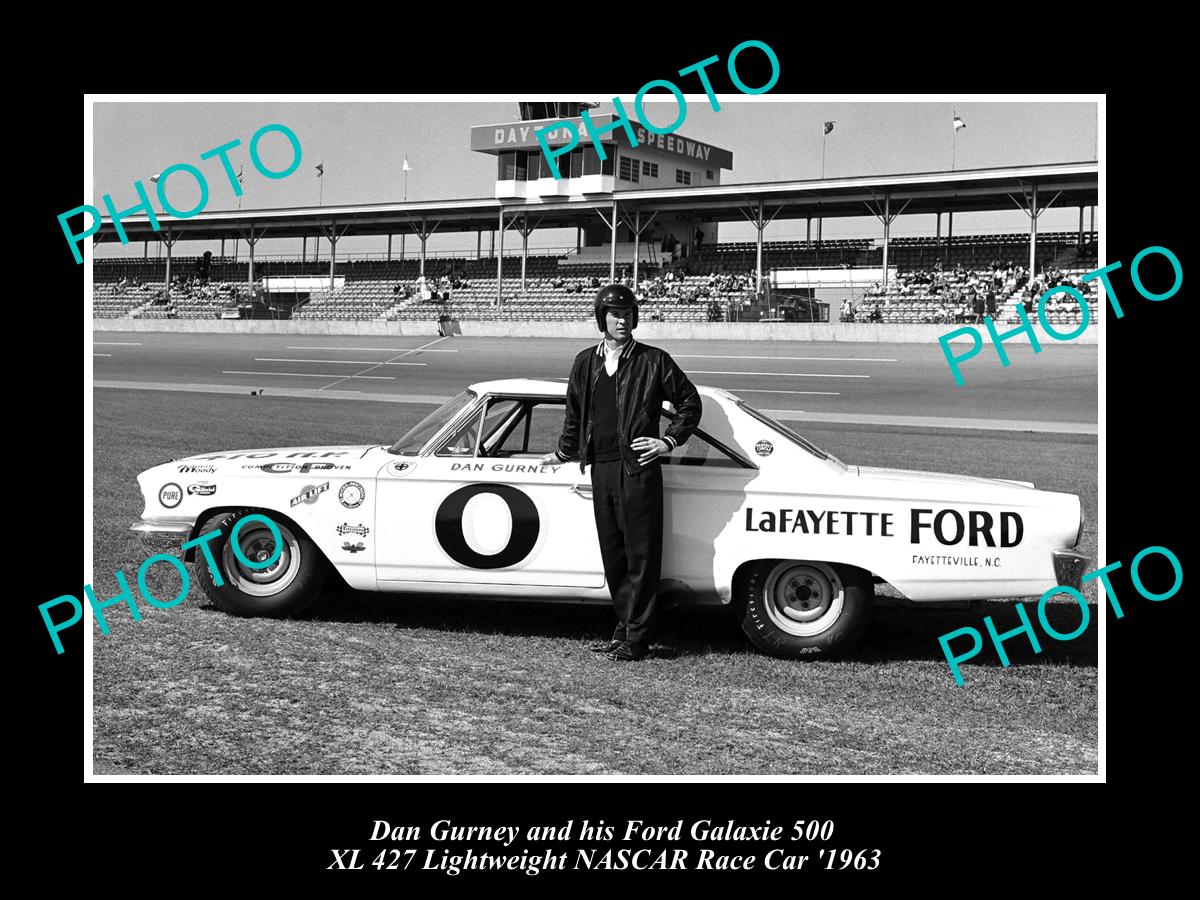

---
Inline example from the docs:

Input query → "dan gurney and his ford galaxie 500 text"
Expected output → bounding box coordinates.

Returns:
[131,379,1087,658]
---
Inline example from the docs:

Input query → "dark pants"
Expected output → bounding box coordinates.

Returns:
[591,459,664,647]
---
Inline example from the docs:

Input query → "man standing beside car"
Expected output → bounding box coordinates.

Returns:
[539,284,702,662]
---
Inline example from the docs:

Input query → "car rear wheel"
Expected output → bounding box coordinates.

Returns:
[734,560,872,658]
[194,509,327,617]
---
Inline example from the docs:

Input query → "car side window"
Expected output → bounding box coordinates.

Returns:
[437,398,525,458]
[658,411,751,468]
[487,400,565,457]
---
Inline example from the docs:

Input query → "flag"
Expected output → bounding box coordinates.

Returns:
[953,116,967,132]
[402,157,413,173]
[150,173,160,183]
[237,166,244,185]
[315,163,324,178]
[824,121,835,135]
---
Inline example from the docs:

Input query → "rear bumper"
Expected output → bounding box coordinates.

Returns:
[129,518,195,554]
[1052,549,1092,592]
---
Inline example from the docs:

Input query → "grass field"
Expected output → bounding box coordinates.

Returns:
[92,387,1098,775]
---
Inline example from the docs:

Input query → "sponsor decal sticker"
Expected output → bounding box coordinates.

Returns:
[755,440,773,457]
[388,461,417,477]
[158,483,183,508]
[339,481,366,509]
[186,482,217,496]
[257,461,350,473]
[341,541,366,554]
[337,523,370,536]
[290,482,329,507]
[177,465,216,474]
[742,506,1024,547]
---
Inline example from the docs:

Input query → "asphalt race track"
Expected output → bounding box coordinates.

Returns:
[93,332,1097,434]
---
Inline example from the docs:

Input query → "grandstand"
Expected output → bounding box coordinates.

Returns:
[90,103,1097,329]
[93,227,1099,326]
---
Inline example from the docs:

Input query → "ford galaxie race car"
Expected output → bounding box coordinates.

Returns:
[131,379,1088,658]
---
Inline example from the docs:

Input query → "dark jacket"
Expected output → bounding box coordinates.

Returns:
[555,339,702,476]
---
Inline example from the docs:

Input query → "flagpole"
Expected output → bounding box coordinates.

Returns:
[401,160,409,262]
[952,109,957,171]
[818,124,829,243]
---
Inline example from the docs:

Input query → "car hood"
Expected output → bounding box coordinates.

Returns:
[855,465,1035,490]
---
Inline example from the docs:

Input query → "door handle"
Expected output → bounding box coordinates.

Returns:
[569,484,593,497]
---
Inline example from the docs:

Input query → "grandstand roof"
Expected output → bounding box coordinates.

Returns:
[96,161,1097,245]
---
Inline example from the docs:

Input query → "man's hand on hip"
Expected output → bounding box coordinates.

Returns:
[632,437,670,466]
[537,452,561,467]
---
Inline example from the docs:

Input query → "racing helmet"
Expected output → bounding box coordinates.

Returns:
[593,283,639,331]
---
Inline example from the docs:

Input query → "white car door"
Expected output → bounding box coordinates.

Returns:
[660,427,759,594]
[375,396,605,590]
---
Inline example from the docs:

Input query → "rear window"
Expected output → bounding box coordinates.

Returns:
[737,401,847,469]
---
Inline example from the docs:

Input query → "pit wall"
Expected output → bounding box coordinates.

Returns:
[93,319,1098,344]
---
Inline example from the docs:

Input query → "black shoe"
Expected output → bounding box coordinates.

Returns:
[590,640,624,653]
[607,641,649,662]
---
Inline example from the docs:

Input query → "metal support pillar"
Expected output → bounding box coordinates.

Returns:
[864,193,908,289]
[302,236,306,263]
[164,230,174,298]
[476,230,481,260]
[633,209,640,286]
[521,213,528,291]
[1029,184,1038,275]
[610,200,617,283]
[408,215,441,279]
[317,223,345,291]
[387,233,392,262]
[1007,183,1060,276]
[806,218,811,249]
[1078,206,1085,246]
[246,226,256,297]
[737,199,781,295]
[619,207,658,289]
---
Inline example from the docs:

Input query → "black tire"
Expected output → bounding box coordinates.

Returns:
[193,509,328,617]
[734,560,872,659]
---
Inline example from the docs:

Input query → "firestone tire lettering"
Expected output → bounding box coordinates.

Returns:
[735,560,872,659]
[435,485,540,569]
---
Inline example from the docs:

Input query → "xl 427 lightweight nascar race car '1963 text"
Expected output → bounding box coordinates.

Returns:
[131,380,1087,658]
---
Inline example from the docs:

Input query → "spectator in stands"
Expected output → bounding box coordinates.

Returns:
[840,298,856,323]
[868,304,882,323]
[985,289,997,319]
[971,290,985,324]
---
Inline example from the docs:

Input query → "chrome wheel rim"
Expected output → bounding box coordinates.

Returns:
[222,520,302,597]
[763,561,844,637]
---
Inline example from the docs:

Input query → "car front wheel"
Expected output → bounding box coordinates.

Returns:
[194,509,327,617]
[735,560,872,658]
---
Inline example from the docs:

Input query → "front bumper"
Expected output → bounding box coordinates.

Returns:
[130,518,195,554]
[1052,549,1092,591]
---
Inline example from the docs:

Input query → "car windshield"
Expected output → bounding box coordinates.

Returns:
[389,390,477,455]
[737,400,847,469]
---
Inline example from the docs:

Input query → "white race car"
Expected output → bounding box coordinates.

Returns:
[131,379,1088,658]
